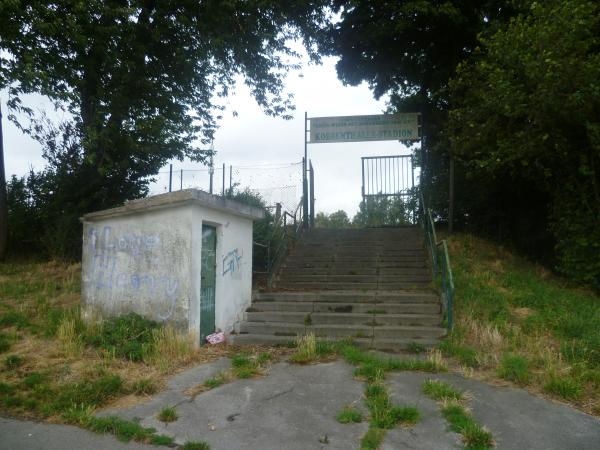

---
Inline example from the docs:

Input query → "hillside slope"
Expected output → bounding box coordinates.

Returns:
[442,234,600,416]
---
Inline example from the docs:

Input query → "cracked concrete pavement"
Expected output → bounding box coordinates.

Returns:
[1,357,599,449]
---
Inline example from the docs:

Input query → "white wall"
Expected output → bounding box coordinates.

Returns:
[81,205,193,329]
[81,196,255,344]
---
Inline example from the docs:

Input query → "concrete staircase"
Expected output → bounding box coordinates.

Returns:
[234,227,446,350]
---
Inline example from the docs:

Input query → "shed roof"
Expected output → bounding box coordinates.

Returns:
[81,189,265,222]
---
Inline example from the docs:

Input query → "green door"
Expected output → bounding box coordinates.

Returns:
[200,225,217,343]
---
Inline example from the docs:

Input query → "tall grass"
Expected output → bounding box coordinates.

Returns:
[445,234,600,411]
[145,326,196,373]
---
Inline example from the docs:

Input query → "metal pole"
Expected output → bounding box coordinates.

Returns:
[0,103,7,259]
[361,157,365,199]
[303,112,309,229]
[222,163,225,196]
[229,165,232,196]
[169,164,173,192]
[209,155,214,194]
[180,169,183,190]
[448,153,455,234]
[309,160,315,229]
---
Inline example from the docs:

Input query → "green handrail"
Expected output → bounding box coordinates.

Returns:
[420,192,455,331]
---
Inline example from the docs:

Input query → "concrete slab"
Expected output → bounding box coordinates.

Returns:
[116,360,368,449]
[0,417,152,450]
[386,372,600,450]
[100,357,232,421]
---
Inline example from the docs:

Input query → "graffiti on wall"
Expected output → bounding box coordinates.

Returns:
[222,248,243,277]
[86,226,179,320]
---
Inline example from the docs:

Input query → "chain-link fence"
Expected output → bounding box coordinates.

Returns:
[148,161,303,213]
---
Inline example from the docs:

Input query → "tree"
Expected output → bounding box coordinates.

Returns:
[315,210,352,228]
[353,196,415,228]
[0,104,6,259]
[0,0,331,257]
[449,0,600,287]
[320,0,518,215]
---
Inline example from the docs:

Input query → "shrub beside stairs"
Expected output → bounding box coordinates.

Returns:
[234,227,446,350]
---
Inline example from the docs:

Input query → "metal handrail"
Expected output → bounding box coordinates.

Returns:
[420,192,455,331]
[253,197,304,288]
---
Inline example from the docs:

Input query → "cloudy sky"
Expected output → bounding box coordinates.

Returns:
[2,56,417,217]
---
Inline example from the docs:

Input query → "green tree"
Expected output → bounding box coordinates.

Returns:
[449,0,600,287]
[0,0,330,257]
[315,210,352,228]
[321,0,518,212]
[353,196,415,228]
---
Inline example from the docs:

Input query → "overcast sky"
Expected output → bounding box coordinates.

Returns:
[2,56,417,217]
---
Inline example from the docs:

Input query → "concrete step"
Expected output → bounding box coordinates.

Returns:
[254,290,440,303]
[249,301,441,315]
[283,261,429,269]
[276,274,432,283]
[231,333,441,351]
[246,311,442,327]
[284,254,428,261]
[238,322,447,340]
[274,281,432,290]
[278,267,430,276]
[290,250,427,258]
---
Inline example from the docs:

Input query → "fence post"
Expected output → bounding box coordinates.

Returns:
[222,163,225,196]
[275,203,282,223]
[229,165,232,196]
[309,160,315,229]
[302,157,309,229]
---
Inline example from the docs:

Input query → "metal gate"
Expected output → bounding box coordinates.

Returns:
[200,225,217,343]
[361,155,417,223]
[361,155,415,198]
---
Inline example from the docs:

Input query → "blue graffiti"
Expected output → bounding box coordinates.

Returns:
[87,226,179,320]
[88,226,160,257]
[223,248,243,276]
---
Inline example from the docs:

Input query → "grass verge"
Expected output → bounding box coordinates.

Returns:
[441,234,600,414]
[0,259,283,445]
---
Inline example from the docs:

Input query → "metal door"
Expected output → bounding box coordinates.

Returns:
[200,225,217,343]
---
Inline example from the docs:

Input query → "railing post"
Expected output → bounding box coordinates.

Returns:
[309,160,315,229]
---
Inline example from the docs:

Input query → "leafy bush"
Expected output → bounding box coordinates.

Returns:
[450,0,600,288]
[85,313,159,361]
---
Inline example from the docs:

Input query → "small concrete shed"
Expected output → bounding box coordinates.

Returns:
[81,189,264,344]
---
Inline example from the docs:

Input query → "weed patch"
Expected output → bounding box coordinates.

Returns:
[131,378,159,396]
[498,354,530,385]
[181,442,211,450]
[336,406,363,423]
[0,311,30,329]
[0,332,12,353]
[360,427,385,450]
[4,354,24,370]
[422,379,464,401]
[84,313,159,362]
[53,374,124,412]
[157,406,178,423]
[439,339,479,368]
[543,376,583,400]
[441,402,494,449]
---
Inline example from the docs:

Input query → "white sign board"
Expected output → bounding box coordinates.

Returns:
[309,113,420,143]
